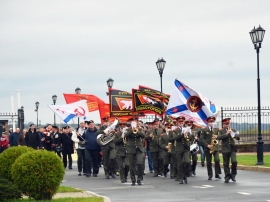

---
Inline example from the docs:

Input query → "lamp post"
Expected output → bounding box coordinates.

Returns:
[52,95,57,125]
[35,102,39,127]
[156,58,166,120]
[156,58,166,93]
[106,78,114,96]
[75,87,81,127]
[249,25,266,165]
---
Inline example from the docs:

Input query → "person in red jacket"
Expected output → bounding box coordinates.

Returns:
[0,134,9,153]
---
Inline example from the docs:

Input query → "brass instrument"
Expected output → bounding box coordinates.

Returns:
[167,142,172,153]
[133,128,138,134]
[184,127,191,142]
[97,119,118,146]
[210,128,218,154]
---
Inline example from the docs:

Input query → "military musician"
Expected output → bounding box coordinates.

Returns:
[217,118,240,183]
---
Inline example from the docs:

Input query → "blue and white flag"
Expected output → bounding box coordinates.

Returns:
[48,100,89,123]
[166,79,219,126]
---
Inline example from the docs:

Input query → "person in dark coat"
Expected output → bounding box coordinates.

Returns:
[52,126,61,158]
[25,124,40,149]
[82,120,101,177]
[58,126,74,169]
[8,128,21,147]
[18,129,27,146]
[41,124,54,151]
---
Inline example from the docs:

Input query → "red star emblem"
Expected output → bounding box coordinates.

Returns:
[173,107,178,113]
[179,86,184,91]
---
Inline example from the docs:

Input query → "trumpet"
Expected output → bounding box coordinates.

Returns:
[133,127,138,134]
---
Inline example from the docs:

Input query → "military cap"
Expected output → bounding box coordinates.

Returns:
[89,120,94,124]
[62,125,70,129]
[176,116,186,122]
[222,118,231,124]
[151,119,159,125]
[119,122,126,126]
[185,120,193,125]
[206,116,216,122]
[84,120,90,124]
[52,125,58,129]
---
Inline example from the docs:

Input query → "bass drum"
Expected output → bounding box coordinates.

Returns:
[190,143,199,155]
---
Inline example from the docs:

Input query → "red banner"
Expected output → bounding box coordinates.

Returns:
[64,94,105,112]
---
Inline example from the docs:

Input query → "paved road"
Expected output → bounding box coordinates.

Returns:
[62,162,270,202]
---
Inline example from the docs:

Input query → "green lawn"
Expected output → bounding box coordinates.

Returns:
[221,154,270,166]
[198,154,270,167]
[4,186,103,202]
[57,186,83,193]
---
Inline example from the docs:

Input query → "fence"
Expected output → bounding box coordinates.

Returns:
[220,106,270,142]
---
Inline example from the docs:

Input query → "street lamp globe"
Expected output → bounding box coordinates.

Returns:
[75,87,81,94]
[35,102,39,109]
[52,95,57,105]
[156,57,166,74]
[255,25,265,43]
[106,78,114,88]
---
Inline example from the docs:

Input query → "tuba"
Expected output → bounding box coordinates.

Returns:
[97,119,119,146]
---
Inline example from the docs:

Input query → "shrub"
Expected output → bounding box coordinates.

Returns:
[11,150,65,200]
[0,146,34,180]
[0,178,22,200]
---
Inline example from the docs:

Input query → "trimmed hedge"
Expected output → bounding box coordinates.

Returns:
[0,178,22,200]
[0,146,34,180]
[11,150,65,200]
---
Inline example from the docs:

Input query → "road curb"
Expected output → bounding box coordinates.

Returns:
[86,191,111,202]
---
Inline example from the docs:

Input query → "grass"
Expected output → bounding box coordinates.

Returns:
[57,185,83,193]
[198,154,270,167]
[4,197,103,202]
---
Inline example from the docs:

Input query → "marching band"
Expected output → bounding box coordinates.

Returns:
[37,116,240,185]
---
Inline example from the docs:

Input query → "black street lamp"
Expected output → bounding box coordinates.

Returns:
[52,95,57,125]
[75,87,81,127]
[106,78,114,96]
[35,102,39,127]
[156,58,166,93]
[249,25,266,165]
[75,87,81,94]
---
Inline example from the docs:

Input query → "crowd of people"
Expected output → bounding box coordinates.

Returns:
[0,116,240,185]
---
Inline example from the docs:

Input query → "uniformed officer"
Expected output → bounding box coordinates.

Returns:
[172,116,190,184]
[52,126,61,158]
[145,120,163,177]
[122,121,145,186]
[99,118,117,179]
[200,116,222,180]
[217,118,240,183]
[114,122,129,183]
[168,119,178,180]
[160,122,173,178]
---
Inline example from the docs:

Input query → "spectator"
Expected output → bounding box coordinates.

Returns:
[8,128,13,135]
[72,122,86,176]
[37,126,44,148]
[25,124,40,149]
[58,126,74,169]
[0,133,9,153]
[9,128,21,147]
[18,129,27,146]
[82,120,101,177]
[52,126,61,158]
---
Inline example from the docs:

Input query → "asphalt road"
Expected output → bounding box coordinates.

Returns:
[62,161,270,202]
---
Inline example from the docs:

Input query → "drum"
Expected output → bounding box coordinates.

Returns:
[190,143,199,155]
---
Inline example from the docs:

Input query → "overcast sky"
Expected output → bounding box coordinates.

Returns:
[1,0,270,126]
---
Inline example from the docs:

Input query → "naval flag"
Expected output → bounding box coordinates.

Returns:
[48,100,89,123]
[166,79,219,126]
